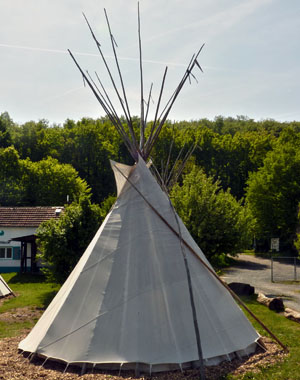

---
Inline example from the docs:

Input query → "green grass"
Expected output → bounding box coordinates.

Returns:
[0,320,35,338]
[1,276,300,378]
[240,250,256,256]
[1,272,60,312]
[228,295,300,379]
[0,272,60,337]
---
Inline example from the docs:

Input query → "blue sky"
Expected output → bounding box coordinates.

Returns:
[0,0,299,125]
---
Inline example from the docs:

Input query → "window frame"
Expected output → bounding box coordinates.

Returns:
[0,246,13,259]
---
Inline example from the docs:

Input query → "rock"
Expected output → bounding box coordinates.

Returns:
[284,307,300,323]
[257,293,285,312]
[268,298,285,312]
[228,282,255,296]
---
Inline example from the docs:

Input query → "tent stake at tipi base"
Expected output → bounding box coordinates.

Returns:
[257,337,268,351]
[63,363,70,374]
[81,363,87,375]
[118,363,123,376]
[38,357,48,371]
[135,362,140,378]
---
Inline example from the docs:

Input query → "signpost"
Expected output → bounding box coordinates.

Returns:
[271,238,280,252]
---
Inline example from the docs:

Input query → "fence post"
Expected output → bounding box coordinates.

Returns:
[271,257,274,282]
[294,257,297,281]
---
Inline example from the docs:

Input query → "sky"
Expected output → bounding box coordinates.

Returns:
[0,0,300,126]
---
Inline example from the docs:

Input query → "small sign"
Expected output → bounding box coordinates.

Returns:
[271,238,280,252]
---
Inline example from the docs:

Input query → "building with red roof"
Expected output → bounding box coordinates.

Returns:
[0,207,63,273]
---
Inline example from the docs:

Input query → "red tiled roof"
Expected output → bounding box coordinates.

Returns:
[0,207,64,227]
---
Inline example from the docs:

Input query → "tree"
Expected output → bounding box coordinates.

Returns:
[186,127,274,200]
[246,128,300,252]
[22,157,90,206]
[0,147,90,206]
[36,197,102,283]
[0,146,24,205]
[170,166,253,263]
[0,112,13,148]
[11,119,50,161]
[294,205,300,255]
[59,117,127,204]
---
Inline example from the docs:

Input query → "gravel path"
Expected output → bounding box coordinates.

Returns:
[221,254,300,311]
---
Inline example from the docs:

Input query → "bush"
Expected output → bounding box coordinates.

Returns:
[246,129,300,252]
[170,166,253,263]
[36,197,102,283]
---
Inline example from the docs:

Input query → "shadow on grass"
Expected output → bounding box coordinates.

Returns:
[239,294,259,305]
[7,273,46,284]
[38,289,59,309]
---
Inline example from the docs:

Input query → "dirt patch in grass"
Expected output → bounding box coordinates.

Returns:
[0,334,287,380]
[0,294,15,306]
[0,307,43,323]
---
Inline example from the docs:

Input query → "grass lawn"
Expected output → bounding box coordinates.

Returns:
[0,272,60,338]
[229,296,300,380]
[1,274,300,379]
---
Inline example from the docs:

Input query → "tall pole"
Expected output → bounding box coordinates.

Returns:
[170,205,206,379]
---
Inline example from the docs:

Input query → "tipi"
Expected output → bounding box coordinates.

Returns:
[19,5,265,376]
[19,157,260,373]
[0,275,13,298]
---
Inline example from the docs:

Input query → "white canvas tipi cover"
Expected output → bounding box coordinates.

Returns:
[0,275,13,297]
[19,158,259,371]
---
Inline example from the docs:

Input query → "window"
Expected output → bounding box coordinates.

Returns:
[0,247,12,259]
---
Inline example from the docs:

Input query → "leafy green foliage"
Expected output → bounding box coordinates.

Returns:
[36,197,102,283]
[4,111,300,257]
[58,118,124,203]
[292,206,300,257]
[22,156,90,205]
[191,128,275,200]
[246,128,300,252]
[171,166,253,262]
[0,146,90,206]
[99,194,116,219]
[0,111,13,148]
[0,146,24,205]
[10,119,52,161]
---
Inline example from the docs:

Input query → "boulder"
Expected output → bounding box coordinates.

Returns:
[228,282,255,296]
[257,293,285,312]
[284,308,300,323]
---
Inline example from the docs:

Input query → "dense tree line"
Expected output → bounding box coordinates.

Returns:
[2,110,300,280]
[2,111,300,204]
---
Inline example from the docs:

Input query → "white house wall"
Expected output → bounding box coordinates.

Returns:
[0,226,36,273]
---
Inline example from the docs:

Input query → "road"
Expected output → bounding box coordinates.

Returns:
[221,254,300,312]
